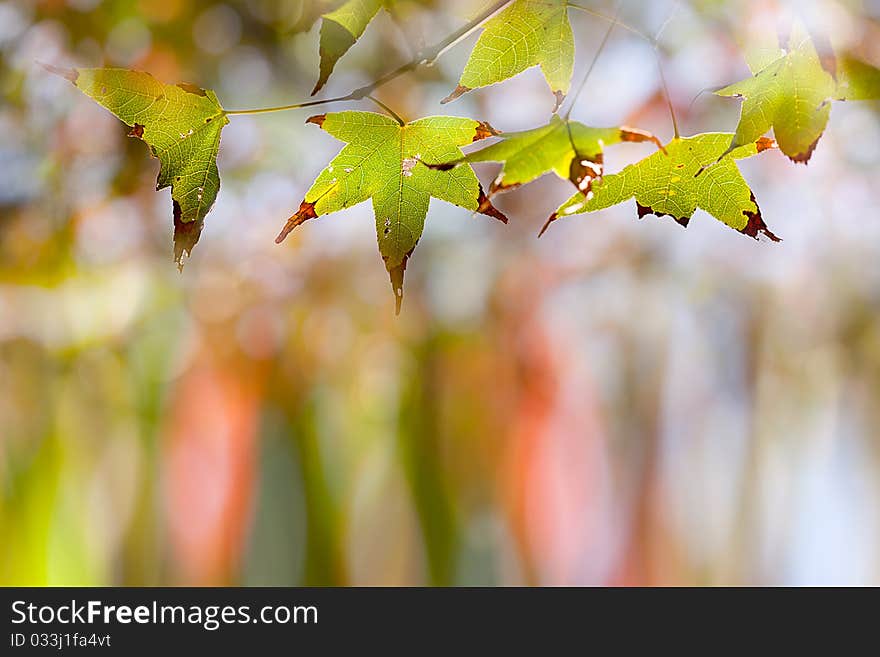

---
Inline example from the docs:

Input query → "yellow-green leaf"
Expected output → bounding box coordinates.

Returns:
[548,133,780,241]
[836,55,880,101]
[49,65,229,267]
[442,0,574,109]
[276,111,507,313]
[313,0,385,95]
[429,114,662,198]
[716,24,835,163]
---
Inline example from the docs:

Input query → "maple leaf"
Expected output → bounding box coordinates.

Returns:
[429,114,662,197]
[46,65,229,269]
[716,23,836,163]
[313,0,386,95]
[547,133,780,241]
[835,54,880,101]
[312,1,436,95]
[442,0,574,109]
[276,111,508,313]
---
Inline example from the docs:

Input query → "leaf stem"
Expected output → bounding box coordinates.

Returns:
[225,97,348,116]
[567,0,681,139]
[224,0,513,118]
[565,2,651,43]
[651,2,681,138]
[563,2,623,119]
[657,57,680,138]
[366,94,406,125]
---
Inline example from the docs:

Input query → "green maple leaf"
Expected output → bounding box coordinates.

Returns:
[716,23,836,163]
[548,133,780,241]
[276,111,508,313]
[313,0,386,95]
[312,0,434,95]
[442,0,574,109]
[835,54,880,101]
[429,114,662,197]
[46,65,229,268]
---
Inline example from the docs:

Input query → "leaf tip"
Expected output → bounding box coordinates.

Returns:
[306,114,327,128]
[313,18,355,97]
[276,201,318,243]
[441,85,470,105]
[311,80,326,97]
[387,252,412,316]
[311,70,332,96]
[173,203,204,270]
[538,213,558,238]
[38,61,77,83]
[477,187,508,224]
[741,193,781,242]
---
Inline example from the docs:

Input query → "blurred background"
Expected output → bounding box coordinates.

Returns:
[1,0,879,586]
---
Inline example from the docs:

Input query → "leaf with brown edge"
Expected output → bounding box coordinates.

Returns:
[441,85,471,105]
[716,23,836,163]
[425,115,663,203]
[477,190,508,223]
[474,120,501,142]
[47,65,229,267]
[173,205,204,272]
[276,111,507,314]
[388,247,413,315]
[549,133,781,242]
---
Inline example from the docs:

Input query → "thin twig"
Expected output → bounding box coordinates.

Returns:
[568,0,681,139]
[564,2,623,119]
[653,2,681,138]
[656,57,679,138]
[566,2,651,43]
[225,97,350,116]
[224,0,512,117]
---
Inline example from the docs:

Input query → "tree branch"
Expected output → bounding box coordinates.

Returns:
[225,0,512,118]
